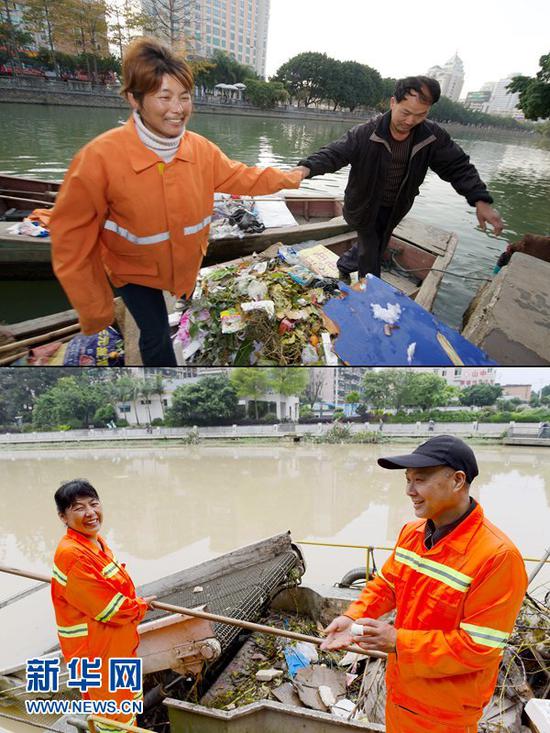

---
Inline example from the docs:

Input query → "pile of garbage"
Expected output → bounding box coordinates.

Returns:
[201,611,386,725]
[173,245,342,365]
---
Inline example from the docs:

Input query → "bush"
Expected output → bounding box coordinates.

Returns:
[115,419,129,427]
[151,418,164,426]
[323,423,351,442]
[260,412,279,424]
[93,404,117,427]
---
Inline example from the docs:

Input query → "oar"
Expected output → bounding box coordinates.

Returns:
[0,564,386,660]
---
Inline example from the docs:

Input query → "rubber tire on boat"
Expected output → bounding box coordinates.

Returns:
[339,567,367,588]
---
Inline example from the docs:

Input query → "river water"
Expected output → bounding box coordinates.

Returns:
[1,103,550,328]
[0,442,548,671]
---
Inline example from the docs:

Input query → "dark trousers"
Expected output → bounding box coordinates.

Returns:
[337,206,394,277]
[116,283,177,366]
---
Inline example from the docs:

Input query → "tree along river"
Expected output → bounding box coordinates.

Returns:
[1,102,550,328]
[0,442,548,670]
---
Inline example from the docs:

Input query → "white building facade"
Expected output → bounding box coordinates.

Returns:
[427,54,465,101]
[411,367,496,388]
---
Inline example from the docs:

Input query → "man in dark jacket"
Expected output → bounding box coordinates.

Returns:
[296,76,503,282]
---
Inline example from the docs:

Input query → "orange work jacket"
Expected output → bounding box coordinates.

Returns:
[50,117,302,335]
[346,503,527,728]
[51,528,148,730]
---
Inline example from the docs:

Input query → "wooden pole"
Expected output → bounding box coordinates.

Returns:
[0,323,80,356]
[0,564,386,660]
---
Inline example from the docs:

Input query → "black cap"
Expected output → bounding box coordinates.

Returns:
[377,435,479,484]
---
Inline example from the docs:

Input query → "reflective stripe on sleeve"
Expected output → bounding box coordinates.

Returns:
[183,215,212,235]
[395,547,473,592]
[377,570,395,589]
[52,563,67,587]
[94,722,123,733]
[104,219,170,245]
[95,592,126,622]
[101,560,119,579]
[57,622,88,638]
[460,622,510,649]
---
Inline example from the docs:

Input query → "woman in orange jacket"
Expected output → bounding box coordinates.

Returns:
[49,37,307,366]
[52,479,155,733]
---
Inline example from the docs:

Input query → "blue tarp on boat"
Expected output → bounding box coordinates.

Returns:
[323,275,497,366]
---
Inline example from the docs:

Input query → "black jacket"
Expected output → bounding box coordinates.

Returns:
[298,111,493,231]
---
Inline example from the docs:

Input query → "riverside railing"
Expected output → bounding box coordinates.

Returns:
[0,422,542,445]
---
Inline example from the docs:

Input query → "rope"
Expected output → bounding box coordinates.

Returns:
[390,253,492,282]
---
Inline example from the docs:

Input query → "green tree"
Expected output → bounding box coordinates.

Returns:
[21,0,68,73]
[151,373,166,419]
[32,376,105,429]
[541,385,550,405]
[267,367,308,397]
[345,391,361,404]
[207,49,258,85]
[361,371,395,410]
[326,60,383,112]
[509,52,550,121]
[274,51,332,107]
[0,368,67,428]
[230,367,271,420]
[459,384,503,407]
[138,379,155,424]
[166,375,238,426]
[244,78,288,109]
[404,373,451,411]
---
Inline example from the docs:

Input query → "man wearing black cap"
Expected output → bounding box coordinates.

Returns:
[321,435,527,733]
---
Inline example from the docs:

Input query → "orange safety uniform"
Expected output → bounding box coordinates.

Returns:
[51,528,148,732]
[345,503,527,732]
[49,116,302,335]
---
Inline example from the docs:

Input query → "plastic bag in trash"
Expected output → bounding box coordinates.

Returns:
[63,326,124,366]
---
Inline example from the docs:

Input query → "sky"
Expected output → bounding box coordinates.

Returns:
[265,0,550,97]
[496,369,550,391]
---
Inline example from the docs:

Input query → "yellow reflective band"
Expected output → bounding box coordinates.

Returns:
[101,561,119,579]
[377,570,395,589]
[52,563,67,586]
[133,691,143,700]
[57,623,88,638]
[95,592,125,622]
[94,723,121,733]
[157,162,165,175]
[460,622,510,649]
[395,547,473,592]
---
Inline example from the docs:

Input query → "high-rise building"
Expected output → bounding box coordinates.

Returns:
[143,0,270,77]
[427,53,465,102]
[485,75,522,117]
[309,368,372,409]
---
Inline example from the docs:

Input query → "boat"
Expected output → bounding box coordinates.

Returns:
[0,534,542,733]
[0,174,350,280]
[0,207,457,365]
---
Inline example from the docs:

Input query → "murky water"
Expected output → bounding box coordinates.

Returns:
[0,442,548,671]
[1,103,550,327]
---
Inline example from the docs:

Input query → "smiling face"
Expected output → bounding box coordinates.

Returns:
[60,495,103,540]
[389,89,431,139]
[405,465,469,527]
[128,73,192,139]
